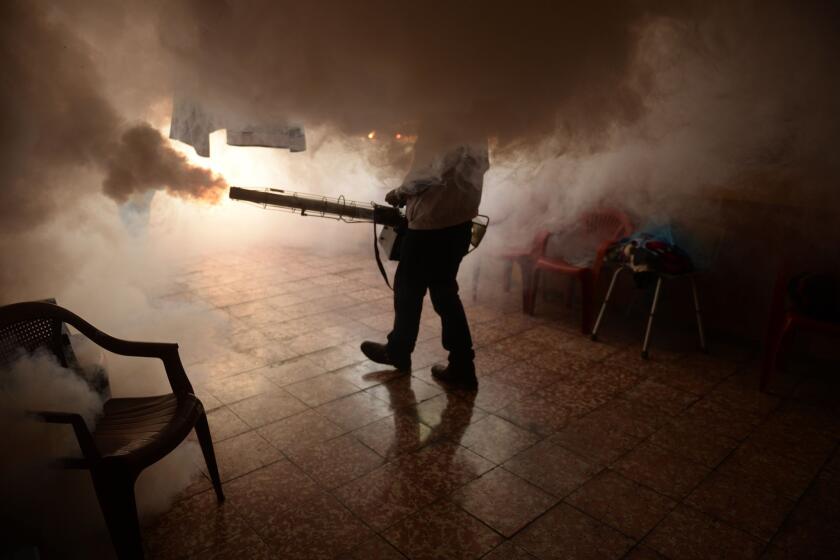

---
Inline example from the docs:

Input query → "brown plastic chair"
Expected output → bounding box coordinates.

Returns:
[528,209,633,333]
[0,301,224,559]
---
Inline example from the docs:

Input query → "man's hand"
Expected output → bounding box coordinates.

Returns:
[385,188,407,207]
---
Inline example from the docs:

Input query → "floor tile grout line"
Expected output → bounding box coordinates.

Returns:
[533,366,770,554]
[620,382,836,556]
[200,364,712,508]
[151,257,838,559]
[759,438,840,555]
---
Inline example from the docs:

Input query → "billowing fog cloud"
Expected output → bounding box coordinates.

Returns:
[1,0,839,553]
[1,0,839,298]
[103,123,226,203]
[158,0,668,144]
[0,1,225,238]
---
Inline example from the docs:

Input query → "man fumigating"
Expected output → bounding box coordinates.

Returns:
[361,131,488,389]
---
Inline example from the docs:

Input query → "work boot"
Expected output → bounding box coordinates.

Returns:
[360,341,411,372]
[431,362,478,390]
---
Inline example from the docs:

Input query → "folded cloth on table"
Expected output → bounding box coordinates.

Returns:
[607,232,694,288]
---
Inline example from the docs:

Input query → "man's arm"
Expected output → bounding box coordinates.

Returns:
[385,145,486,207]
[383,169,433,207]
[386,178,438,206]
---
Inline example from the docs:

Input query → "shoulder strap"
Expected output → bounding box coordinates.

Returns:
[373,219,393,290]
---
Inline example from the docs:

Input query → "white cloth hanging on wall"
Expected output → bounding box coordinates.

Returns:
[169,96,306,157]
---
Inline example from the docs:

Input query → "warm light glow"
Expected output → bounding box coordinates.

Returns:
[162,125,222,173]
[367,130,376,140]
[395,133,402,139]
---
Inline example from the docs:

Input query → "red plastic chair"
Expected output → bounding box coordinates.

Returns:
[498,230,551,311]
[761,267,840,391]
[527,209,633,333]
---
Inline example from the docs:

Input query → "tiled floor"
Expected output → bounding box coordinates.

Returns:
[142,246,840,559]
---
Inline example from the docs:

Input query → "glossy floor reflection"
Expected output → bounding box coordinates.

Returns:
[144,246,840,559]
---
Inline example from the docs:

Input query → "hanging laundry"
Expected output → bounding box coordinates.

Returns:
[169,95,306,157]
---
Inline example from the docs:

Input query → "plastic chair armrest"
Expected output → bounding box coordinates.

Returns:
[71,337,193,396]
[88,338,193,395]
[1,302,195,396]
[159,347,194,396]
[30,410,100,461]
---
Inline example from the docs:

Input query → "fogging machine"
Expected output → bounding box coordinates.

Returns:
[229,187,489,279]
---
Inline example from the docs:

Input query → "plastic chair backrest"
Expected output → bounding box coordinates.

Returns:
[581,209,633,243]
[536,209,632,269]
[0,298,68,369]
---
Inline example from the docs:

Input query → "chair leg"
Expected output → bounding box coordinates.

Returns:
[592,267,623,341]
[522,265,537,315]
[195,411,225,502]
[503,261,513,293]
[472,257,481,303]
[566,277,575,309]
[641,276,663,359]
[541,274,552,303]
[91,469,144,560]
[580,273,594,335]
[527,268,541,315]
[690,276,708,353]
[520,264,530,313]
[761,317,794,391]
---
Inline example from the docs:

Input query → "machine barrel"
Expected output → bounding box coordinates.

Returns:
[229,186,404,227]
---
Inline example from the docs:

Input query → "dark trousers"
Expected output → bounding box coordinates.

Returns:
[386,221,474,365]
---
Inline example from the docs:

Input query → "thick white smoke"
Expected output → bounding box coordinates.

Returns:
[4,0,839,300]
[0,350,204,557]
[480,5,840,252]
[2,0,840,553]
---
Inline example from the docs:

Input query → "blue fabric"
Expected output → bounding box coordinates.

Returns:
[634,220,717,271]
[638,221,676,245]
[607,225,695,287]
